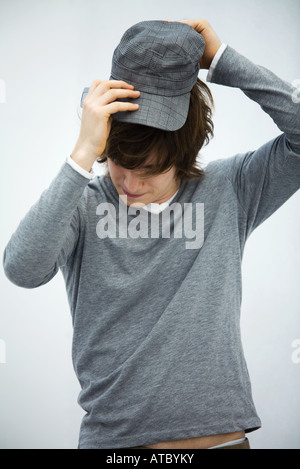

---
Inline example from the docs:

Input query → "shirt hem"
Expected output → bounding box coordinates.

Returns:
[78,421,261,449]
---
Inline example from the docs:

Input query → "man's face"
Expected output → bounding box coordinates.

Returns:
[107,157,180,206]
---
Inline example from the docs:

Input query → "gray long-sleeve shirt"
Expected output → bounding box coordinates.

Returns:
[3,46,300,449]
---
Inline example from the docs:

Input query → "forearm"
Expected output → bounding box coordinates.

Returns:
[208,46,300,151]
[3,162,90,288]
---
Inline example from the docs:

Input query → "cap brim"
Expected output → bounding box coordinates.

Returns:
[112,91,190,131]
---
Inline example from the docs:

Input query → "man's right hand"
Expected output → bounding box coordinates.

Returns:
[70,80,140,172]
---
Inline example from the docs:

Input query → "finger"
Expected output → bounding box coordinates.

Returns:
[107,80,135,89]
[106,101,139,115]
[176,19,197,28]
[101,88,140,105]
[85,80,135,104]
[176,18,208,33]
[87,79,102,96]
[94,80,135,97]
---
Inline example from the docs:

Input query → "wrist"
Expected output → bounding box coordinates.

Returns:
[201,39,222,70]
[206,43,227,82]
[70,143,98,173]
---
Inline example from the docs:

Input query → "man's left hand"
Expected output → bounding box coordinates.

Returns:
[167,18,222,70]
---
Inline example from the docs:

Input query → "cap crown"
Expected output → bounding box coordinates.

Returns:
[110,20,205,97]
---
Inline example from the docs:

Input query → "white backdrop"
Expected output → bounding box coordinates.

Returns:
[0,0,299,449]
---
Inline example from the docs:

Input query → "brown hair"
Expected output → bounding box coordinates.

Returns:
[98,78,214,181]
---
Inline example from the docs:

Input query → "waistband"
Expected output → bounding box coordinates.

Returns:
[126,438,250,450]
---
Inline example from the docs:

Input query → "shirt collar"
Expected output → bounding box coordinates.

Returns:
[141,190,179,214]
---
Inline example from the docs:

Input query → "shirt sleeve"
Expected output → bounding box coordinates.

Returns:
[206,43,228,83]
[209,46,300,235]
[67,154,95,179]
[3,162,91,288]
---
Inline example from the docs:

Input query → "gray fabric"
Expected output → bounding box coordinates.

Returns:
[81,21,205,130]
[3,46,300,449]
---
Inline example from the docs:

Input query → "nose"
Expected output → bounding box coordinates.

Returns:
[123,169,145,195]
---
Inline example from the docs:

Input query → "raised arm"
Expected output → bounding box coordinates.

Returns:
[3,81,140,288]
[181,17,300,233]
[210,44,300,233]
[3,164,88,288]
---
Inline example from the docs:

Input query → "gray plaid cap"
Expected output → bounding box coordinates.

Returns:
[81,20,205,131]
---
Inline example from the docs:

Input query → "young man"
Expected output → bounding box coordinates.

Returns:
[3,19,300,450]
